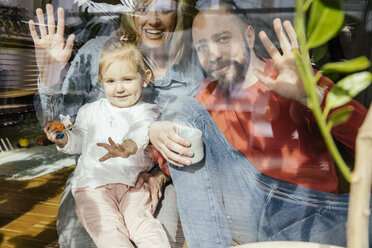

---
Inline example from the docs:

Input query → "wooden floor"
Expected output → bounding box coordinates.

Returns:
[0,166,74,248]
[0,165,237,248]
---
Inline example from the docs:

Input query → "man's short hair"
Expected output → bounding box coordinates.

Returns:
[194,0,267,56]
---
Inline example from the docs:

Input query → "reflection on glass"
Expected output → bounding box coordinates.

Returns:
[0,0,371,247]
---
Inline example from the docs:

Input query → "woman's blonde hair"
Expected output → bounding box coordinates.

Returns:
[113,0,197,66]
[98,38,151,82]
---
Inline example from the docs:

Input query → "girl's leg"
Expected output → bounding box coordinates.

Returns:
[57,171,96,248]
[72,185,134,248]
[58,171,182,248]
[120,185,171,248]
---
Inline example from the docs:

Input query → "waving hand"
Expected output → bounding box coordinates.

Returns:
[28,4,75,87]
[254,18,311,106]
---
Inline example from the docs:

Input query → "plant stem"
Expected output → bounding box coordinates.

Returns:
[303,0,314,12]
[294,0,351,182]
[347,103,372,248]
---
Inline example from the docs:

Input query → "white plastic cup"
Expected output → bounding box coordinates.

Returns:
[177,126,204,164]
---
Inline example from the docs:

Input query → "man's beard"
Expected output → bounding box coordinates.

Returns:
[207,58,249,96]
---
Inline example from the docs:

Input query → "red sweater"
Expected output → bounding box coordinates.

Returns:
[194,60,366,193]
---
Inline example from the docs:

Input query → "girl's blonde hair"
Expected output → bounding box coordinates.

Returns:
[113,0,197,66]
[98,38,151,82]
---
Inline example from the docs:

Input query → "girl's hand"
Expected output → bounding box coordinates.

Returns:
[97,137,137,162]
[44,122,67,147]
[28,4,75,87]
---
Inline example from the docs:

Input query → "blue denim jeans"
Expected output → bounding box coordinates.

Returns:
[164,96,372,248]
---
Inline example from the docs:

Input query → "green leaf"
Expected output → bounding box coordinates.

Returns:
[307,0,344,49]
[307,0,321,37]
[326,86,351,110]
[328,74,341,82]
[328,105,354,127]
[322,56,371,73]
[311,45,328,63]
[337,72,372,97]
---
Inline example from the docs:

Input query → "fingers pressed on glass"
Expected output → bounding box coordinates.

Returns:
[273,18,291,54]
[28,20,40,42]
[56,7,65,37]
[283,20,298,49]
[259,31,281,61]
[65,34,75,51]
[253,69,275,90]
[36,8,47,37]
[46,4,55,36]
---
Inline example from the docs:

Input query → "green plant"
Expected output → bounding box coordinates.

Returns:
[294,0,372,182]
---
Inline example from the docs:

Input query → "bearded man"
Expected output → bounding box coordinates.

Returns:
[148,1,370,247]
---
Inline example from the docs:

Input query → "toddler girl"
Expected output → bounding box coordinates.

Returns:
[45,38,170,248]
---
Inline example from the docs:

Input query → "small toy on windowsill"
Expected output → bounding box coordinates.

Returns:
[48,114,73,139]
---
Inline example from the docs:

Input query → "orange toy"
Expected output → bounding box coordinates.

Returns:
[48,120,65,132]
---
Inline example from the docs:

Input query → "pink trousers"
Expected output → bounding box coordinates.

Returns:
[72,184,170,248]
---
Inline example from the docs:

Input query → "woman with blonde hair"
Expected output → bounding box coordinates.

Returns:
[29,1,204,247]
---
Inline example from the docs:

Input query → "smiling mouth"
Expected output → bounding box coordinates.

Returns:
[115,95,129,99]
[144,29,165,39]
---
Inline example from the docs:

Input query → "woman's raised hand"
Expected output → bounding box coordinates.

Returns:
[28,4,75,87]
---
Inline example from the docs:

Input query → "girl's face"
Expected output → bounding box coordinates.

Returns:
[102,60,151,108]
[133,0,177,49]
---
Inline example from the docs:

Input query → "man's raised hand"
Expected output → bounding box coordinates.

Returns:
[254,18,310,106]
